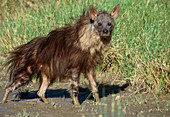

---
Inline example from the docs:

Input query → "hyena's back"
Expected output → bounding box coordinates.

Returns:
[7,27,94,84]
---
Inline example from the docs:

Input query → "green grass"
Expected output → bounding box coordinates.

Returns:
[16,109,39,117]
[0,0,169,94]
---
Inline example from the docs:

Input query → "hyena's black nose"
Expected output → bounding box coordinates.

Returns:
[103,29,108,34]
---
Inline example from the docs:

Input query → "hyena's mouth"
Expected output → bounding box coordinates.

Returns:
[101,36,111,45]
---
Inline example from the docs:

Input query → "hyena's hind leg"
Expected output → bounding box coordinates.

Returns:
[0,70,31,104]
[70,68,81,108]
[37,72,50,103]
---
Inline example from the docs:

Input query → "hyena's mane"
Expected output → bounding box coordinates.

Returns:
[6,11,104,84]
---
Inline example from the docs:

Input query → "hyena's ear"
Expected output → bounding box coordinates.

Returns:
[89,5,98,20]
[111,4,120,19]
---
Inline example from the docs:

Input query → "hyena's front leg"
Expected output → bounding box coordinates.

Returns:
[70,68,81,108]
[37,72,50,103]
[87,69,100,103]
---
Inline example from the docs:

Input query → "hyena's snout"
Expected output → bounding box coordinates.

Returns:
[100,28,112,44]
[102,29,109,35]
[100,24,113,37]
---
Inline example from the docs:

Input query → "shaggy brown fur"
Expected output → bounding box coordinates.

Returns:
[1,4,120,107]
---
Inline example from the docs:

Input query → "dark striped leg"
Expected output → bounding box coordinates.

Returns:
[70,68,80,108]
[0,72,30,104]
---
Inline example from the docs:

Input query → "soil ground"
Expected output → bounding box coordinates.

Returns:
[0,55,169,117]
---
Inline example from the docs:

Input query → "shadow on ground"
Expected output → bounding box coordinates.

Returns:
[13,83,129,104]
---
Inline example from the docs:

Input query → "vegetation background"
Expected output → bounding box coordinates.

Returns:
[0,0,169,95]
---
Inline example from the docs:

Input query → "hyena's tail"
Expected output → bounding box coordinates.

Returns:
[5,41,36,82]
[5,36,45,83]
[5,49,24,81]
[1,39,40,103]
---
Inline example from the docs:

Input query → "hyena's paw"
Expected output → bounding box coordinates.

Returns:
[72,103,81,108]
[42,99,49,104]
[40,100,49,104]
[0,98,8,104]
[38,96,49,104]
[0,100,6,104]
[94,101,103,106]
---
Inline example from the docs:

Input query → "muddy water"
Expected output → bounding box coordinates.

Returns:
[0,82,128,117]
[0,88,81,116]
[0,81,169,117]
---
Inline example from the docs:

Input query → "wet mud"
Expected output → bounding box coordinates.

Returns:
[0,59,169,117]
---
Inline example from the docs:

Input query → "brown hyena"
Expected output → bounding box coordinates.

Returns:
[0,4,120,107]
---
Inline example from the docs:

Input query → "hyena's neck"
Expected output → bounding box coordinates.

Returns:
[77,23,105,56]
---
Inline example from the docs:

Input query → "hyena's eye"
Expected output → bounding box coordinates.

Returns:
[98,23,102,26]
[107,22,112,26]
